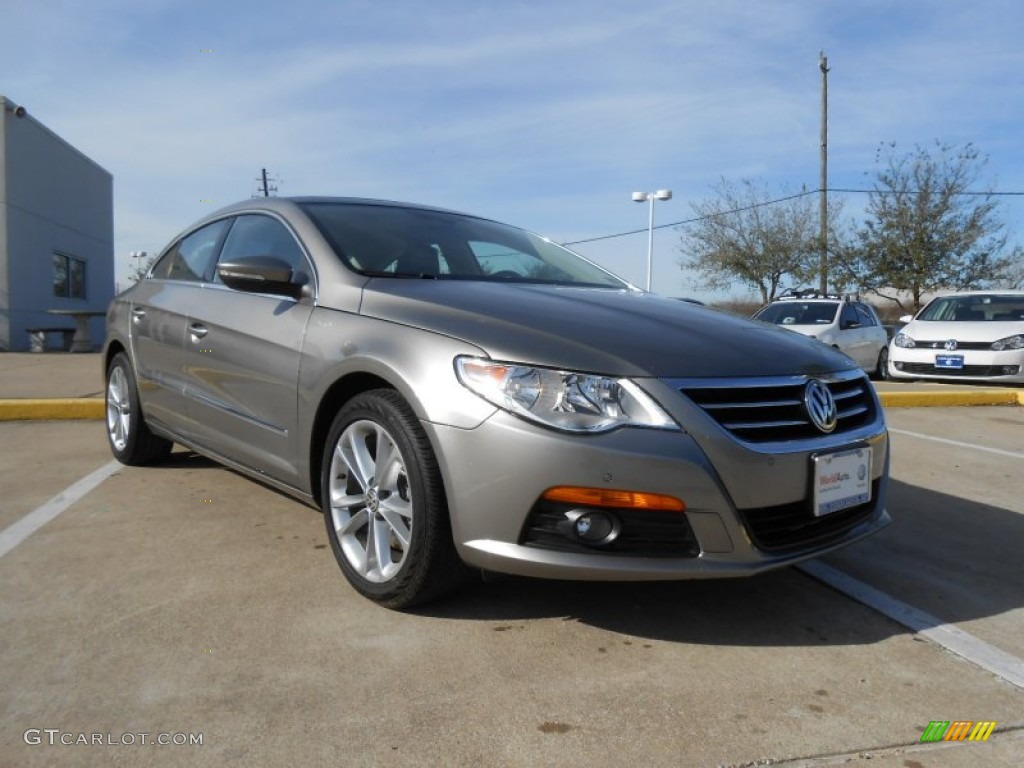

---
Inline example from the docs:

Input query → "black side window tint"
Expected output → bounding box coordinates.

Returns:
[159,220,230,282]
[841,304,859,326]
[217,215,309,277]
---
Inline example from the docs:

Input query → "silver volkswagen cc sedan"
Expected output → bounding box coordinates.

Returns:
[104,197,890,608]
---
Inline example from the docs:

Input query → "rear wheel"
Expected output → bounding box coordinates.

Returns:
[105,352,173,465]
[321,390,467,609]
[872,347,890,381]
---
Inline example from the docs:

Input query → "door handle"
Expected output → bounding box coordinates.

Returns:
[189,324,209,340]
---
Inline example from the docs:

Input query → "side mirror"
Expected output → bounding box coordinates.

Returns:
[898,314,913,323]
[217,256,309,300]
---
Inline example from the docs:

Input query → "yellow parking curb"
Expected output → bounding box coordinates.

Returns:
[0,398,105,421]
[878,390,1024,408]
[0,390,1021,421]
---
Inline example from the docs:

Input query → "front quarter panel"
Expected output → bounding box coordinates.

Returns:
[296,308,498,494]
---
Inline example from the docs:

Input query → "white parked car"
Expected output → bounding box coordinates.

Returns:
[753,293,890,379]
[889,290,1024,383]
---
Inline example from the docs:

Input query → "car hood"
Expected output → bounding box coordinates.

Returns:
[357,280,857,378]
[903,320,1024,343]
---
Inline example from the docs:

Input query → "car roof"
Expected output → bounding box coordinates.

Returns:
[929,289,1024,298]
[206,195,475,220]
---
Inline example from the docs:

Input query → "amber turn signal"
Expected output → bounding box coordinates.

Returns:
[541,486,685,512]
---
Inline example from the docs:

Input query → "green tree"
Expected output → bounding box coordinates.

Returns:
[856,141,1011,312]
[680,180,835,303]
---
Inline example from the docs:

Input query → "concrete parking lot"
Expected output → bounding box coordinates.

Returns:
[1,361,1022,766]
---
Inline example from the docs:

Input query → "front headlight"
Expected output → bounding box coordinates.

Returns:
[991,334,1024,351]
[455,356,678,434]
[894,332,916,348]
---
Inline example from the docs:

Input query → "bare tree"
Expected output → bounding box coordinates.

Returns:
[1003,246,1024,289]
[679,180,826,303]
[127,255,158,286]
[856,141,1012,312]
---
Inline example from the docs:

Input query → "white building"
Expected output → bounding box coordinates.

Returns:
[1,95,114,351]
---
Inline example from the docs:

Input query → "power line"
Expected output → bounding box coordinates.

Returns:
[562,190,817,245]
[562,187,1024,247]
[829,188,1024,196]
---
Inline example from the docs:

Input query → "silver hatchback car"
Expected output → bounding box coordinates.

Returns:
[104,197,890,608]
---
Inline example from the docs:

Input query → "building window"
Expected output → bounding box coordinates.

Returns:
[53,252,87,299]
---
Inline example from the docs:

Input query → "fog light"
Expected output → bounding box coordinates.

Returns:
[569,509,619,545]
[894,362,905,371]
[1002,366,1020,375]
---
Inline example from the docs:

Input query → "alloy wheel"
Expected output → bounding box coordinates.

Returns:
[328,419,413,583]
[106,365,131,452]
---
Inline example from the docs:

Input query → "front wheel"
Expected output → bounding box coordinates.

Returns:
[105,352,173,465]
[321,390,467,609]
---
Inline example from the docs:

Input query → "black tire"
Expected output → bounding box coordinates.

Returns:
[872,347,890,381]
[321,390,468,609]
[105,352,173,465]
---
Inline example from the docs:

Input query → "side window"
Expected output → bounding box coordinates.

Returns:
[855,303,877,326]
[150,220,230,282]
[840,303,860,328]
[215,215,310,280]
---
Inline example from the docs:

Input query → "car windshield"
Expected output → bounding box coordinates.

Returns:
[916,295,1024,322]
[299,202,629,289]
[755,301,839,326]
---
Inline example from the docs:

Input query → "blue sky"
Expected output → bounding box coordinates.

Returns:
[4,0,1024,298]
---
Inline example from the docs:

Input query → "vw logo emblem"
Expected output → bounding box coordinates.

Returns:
[365,487,380,514]
[804,380,838,434]
[944,339,958,351]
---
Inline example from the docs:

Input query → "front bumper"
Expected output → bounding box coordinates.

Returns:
[425,378,890,580]
[889,347,1024,383]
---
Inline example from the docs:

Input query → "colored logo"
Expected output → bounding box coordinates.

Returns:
[804,380,837,434]
[920,721,996,742]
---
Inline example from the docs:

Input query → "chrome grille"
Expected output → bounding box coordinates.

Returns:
[675,371,876,443]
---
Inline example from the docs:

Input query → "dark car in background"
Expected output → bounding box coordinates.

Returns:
[104,197,890,608]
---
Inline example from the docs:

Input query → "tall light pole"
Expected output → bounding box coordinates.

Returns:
[131,250,147,278]
[632,189,672,292]
[819,51,829,295]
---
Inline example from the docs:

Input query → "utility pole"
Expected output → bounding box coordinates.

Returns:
[819,51,829,295]
[254,168,279,197]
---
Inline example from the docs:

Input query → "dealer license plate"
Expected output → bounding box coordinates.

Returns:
[812,447,872,517]
[935,354,964,369]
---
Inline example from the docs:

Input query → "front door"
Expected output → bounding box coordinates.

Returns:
[182,214,314,488]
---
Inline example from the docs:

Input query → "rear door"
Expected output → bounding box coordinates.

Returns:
[182,214,314,487]
[130,220,230,439]
[854,302,885,368]
[838,302,870,367]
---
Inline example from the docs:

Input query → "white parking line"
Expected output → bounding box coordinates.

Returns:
[889,428,1024,460]
[800,560,1024,691]
[0,460,120,560]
